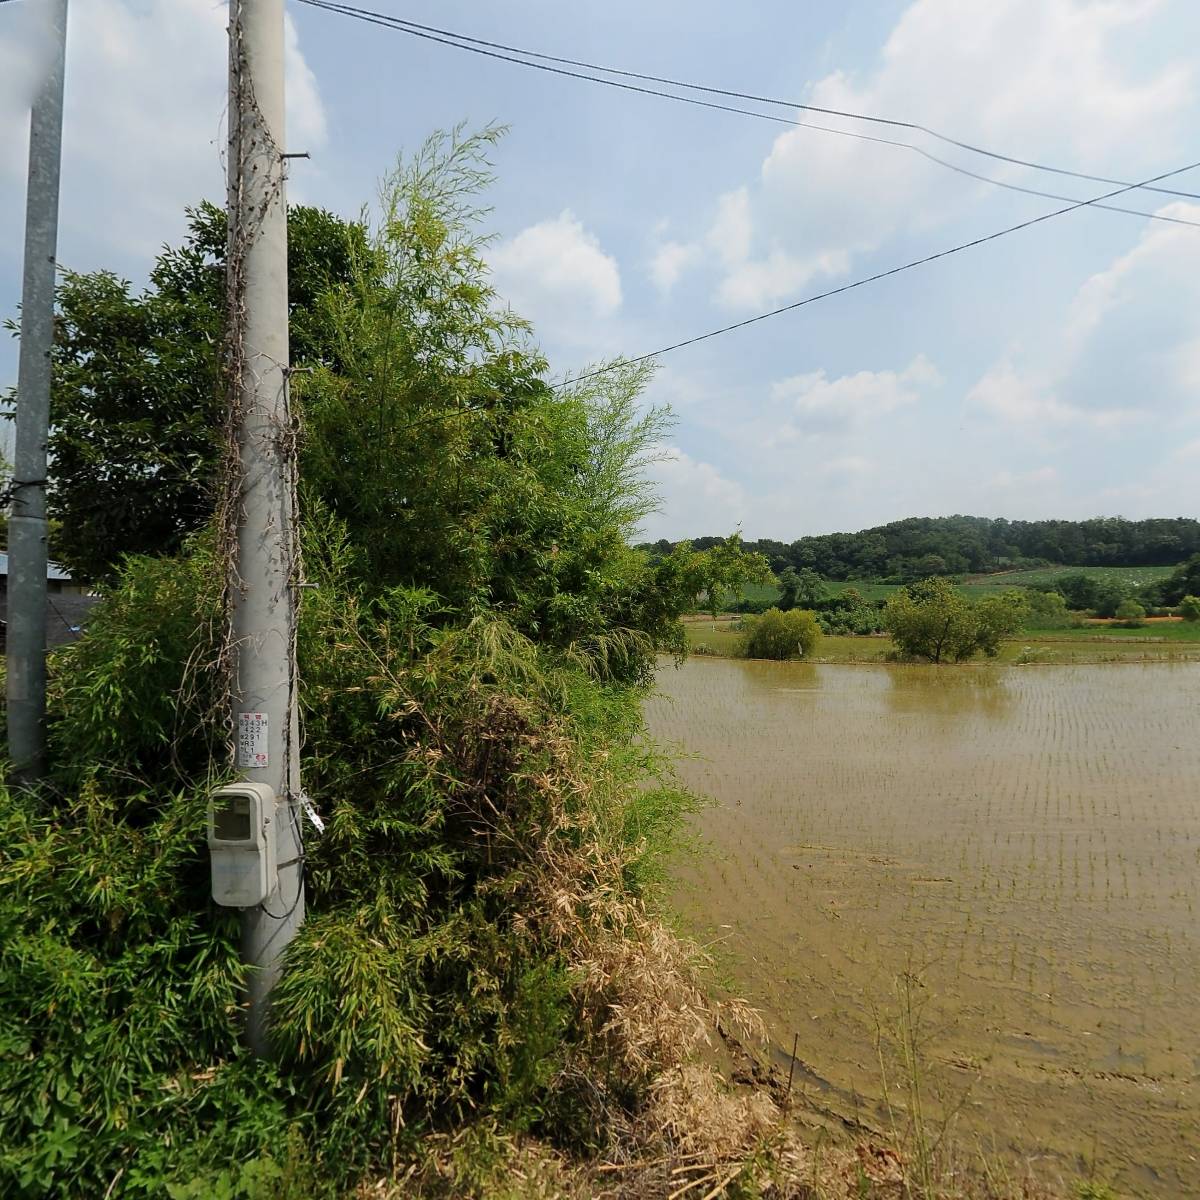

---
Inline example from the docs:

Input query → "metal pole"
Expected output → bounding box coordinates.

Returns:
[226,0,303,1055]
[7,0,69,784]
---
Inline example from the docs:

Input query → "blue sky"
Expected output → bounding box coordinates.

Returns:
[3,0,1199,541]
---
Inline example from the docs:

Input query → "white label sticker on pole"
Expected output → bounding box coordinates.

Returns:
[238,712,269,768]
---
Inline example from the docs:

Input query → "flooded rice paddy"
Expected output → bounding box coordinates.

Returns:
[645,658,1200,1197]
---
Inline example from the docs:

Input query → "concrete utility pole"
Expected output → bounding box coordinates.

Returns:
[226,0,303,1055]
[8,0,69,784]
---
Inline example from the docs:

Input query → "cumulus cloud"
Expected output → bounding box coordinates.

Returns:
[650,240,701,292]
[772,354,942,434]
[970,201,1200,434]
[0,0,328,264]
[683,0,1192,310]
[968,363,1139,428]
[491,210,622,334]
[639,445,747,541]
[1058,202,1200,419]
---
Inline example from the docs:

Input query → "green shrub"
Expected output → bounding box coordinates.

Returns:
[1023,588,1071,629]
[1114,598,1146,627]
[1178,594,1200,622]
[0,519,702,1197]
[739,607,820,659]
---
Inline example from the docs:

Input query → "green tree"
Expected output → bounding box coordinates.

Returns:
[0,131,776,1195]
[1024,588,1071,628]
[883,577,1023,663]
[1157,554,1200,605]
[777,566,801,610]
[1051,572,1102,611]
[776,565,826,611]
[17,129,768,684]
[975,588,1031,654]
[1179,594,1200,621]
[740,607,820,660]
[296,129,769,680]
[793,567,828,608]
[8,202,369,584]
[1114,598,1146,627]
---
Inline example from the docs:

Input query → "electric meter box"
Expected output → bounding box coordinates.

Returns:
[207,782,277,907]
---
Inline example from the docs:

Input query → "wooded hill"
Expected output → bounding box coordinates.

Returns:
[644,516,1200,582]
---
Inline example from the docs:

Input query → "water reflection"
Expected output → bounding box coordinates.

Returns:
[882,662,1013,718]
[647,657,1200,1199]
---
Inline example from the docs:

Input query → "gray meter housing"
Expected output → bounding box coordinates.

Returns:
[207,782,277,907]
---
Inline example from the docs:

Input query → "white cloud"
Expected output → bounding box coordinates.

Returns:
[970,201,1200,434]
[0,0,328,264]
[823,455,873,477]
[968,362,1139,427]
[707,188,753,270]
[989,465,1058,489]
[640,445,747,541]
[650,240,701,292]
[0,2,60,179]
[491,210,622,332]
[772,354,942,433]
[283,10,327,153]
[694,0,1193,310]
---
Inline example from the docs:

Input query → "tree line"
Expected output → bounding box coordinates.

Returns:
[644,514,1200,582]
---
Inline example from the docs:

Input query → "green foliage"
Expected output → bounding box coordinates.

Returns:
[974,589,1032,655]
[661,515,1200,580]
[1022,588,1071,629]
[0,129,769,1197]
[814,585,884,635]
[1154,553,1200,606]
[739,607,820,660]
[777,566,826,611]
[294,128,768,683]
[1114,598,1146,627]
[883,578,1027,663]
[9,202,369,584]
[1050,571,1131,617]
[0,774,302,1198]
[2,511,703,1195]
[1179,594,1200,621]
[1075,1183,1117,1200]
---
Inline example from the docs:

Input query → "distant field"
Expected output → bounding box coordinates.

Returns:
[682,615,1200,662]
[958,564,1175,597]
[723,581,782,605]
[720,563,1179,610]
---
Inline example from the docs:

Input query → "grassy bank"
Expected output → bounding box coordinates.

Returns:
[683,615,1200,663]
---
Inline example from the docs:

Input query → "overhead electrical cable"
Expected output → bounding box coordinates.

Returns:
[368,156,1200,425]
[561,158,1200,385]
[295,0,1200,209]
[290,0,1200,390]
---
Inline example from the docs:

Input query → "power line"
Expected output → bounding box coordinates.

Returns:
[295,0,1200,208]
[560,158,1200,385]
[295,158,1200,429]
[291,0,1200,392]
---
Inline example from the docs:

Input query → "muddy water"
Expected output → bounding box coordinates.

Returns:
[646,658,1200,1197]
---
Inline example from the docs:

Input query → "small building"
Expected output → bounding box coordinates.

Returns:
[0,552,99,648]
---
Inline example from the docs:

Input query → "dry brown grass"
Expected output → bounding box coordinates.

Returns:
[356,634,1071,1200]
